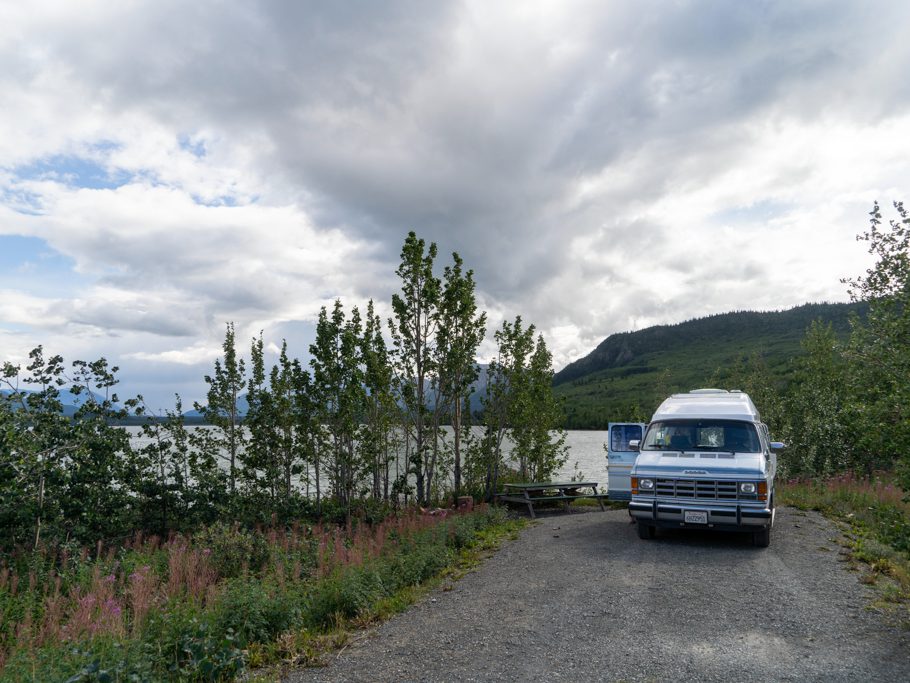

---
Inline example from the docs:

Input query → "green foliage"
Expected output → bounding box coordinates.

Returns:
[512,333,568,482]
[194,322,247,495]
[310,300,368,510]
[0,348,145,549]
[134,394,220,534]
[390,232,441,506]
[305,567,386,628]
[360,300,399,502]
[434,253,487,502]
[316,497,396,526]
[245,336,312,517]
[141,607,245,681]
[471,317,568,499]
[192,523,270,579]
[0,228,570,680]
[213,579,302,647]
[1,609,245,682]
[842,201,910,486]
[781,322,855,476]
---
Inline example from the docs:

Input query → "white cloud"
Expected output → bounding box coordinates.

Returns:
[126,343,223,366]
[1,0,910,406]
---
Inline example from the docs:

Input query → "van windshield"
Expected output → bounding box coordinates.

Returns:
[641,420,761,453]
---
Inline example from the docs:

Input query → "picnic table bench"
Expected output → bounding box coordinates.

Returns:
[496,481,609,518]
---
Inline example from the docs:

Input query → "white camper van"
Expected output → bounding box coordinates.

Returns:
[628,389,785,547]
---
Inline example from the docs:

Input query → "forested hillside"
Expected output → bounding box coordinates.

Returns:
[554,301,865,428]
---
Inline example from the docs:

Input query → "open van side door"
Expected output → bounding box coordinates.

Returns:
[607,422,646,500]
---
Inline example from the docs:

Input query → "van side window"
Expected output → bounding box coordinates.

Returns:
[611,424,643,452]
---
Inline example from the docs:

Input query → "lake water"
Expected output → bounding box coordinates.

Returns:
[125,427,612,490]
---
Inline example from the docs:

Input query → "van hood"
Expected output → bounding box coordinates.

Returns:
[633,451,766,478]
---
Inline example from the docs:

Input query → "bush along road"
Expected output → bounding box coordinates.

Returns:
[286,507,910,683]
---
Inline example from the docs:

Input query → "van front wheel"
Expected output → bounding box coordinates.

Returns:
[753,526,771,548]
[637,521,656,539]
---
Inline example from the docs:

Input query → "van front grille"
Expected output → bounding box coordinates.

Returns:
[655,478,741,500]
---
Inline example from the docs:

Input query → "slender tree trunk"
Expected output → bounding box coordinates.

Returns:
[284,425,293,499]
[158,438,167,533]
[33,469,45,551]
[314,439,321,515]
[415,420,425,505]
[425,422,439,505]
[229,394,238,494]
[383,429,389,500]
[489,424,506,503]
[453,398,462,503]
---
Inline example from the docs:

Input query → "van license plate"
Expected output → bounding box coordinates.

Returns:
[684,511,708,524]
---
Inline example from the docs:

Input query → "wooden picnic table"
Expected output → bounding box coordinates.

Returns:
[497,481,608,518]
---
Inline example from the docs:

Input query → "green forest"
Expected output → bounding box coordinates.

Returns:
[555,301,864,428]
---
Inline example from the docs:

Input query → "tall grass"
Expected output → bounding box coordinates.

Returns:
[0,506,515,681]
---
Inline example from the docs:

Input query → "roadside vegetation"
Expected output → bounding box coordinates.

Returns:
[0,505,522,681]
[780,474,910,621]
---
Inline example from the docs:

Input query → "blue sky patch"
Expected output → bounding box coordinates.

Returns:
[178,135,207,158]
[0,234,90,295]
[711,200,792,226]
[13,152,134,191]
[191,193,238,207]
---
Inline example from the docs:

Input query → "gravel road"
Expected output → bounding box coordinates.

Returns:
[284,507,910,683]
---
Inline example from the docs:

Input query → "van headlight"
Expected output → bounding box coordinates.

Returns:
[739,482,756,494]
[639,478,654,490]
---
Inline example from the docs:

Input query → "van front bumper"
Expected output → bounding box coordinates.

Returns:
[629,498,772,530]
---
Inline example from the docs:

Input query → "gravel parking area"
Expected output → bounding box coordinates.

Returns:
[284,507,910,683]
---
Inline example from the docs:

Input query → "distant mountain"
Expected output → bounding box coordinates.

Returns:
[184,394,250,419]
[1,388,116,417]
[553,301,865,429]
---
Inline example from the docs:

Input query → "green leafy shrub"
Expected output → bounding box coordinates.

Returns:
[168,620,244,682]
[192,523,269,579]
[139,604,244,681]
[871,505,910,555]
[212,578,302,647]
[56,642,156,683]
[305,567,385,629]
[381,540,450,592]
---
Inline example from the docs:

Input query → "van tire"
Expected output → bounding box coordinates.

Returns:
[753,526,771,548]
[637,521,656,539]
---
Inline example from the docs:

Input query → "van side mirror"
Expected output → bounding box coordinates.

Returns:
[770,441,785,450]
[628,439,640,451]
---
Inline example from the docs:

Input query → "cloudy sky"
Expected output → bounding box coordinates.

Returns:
[1,0,908,410]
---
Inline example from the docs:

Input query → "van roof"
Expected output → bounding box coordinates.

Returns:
[650,388,761,423]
